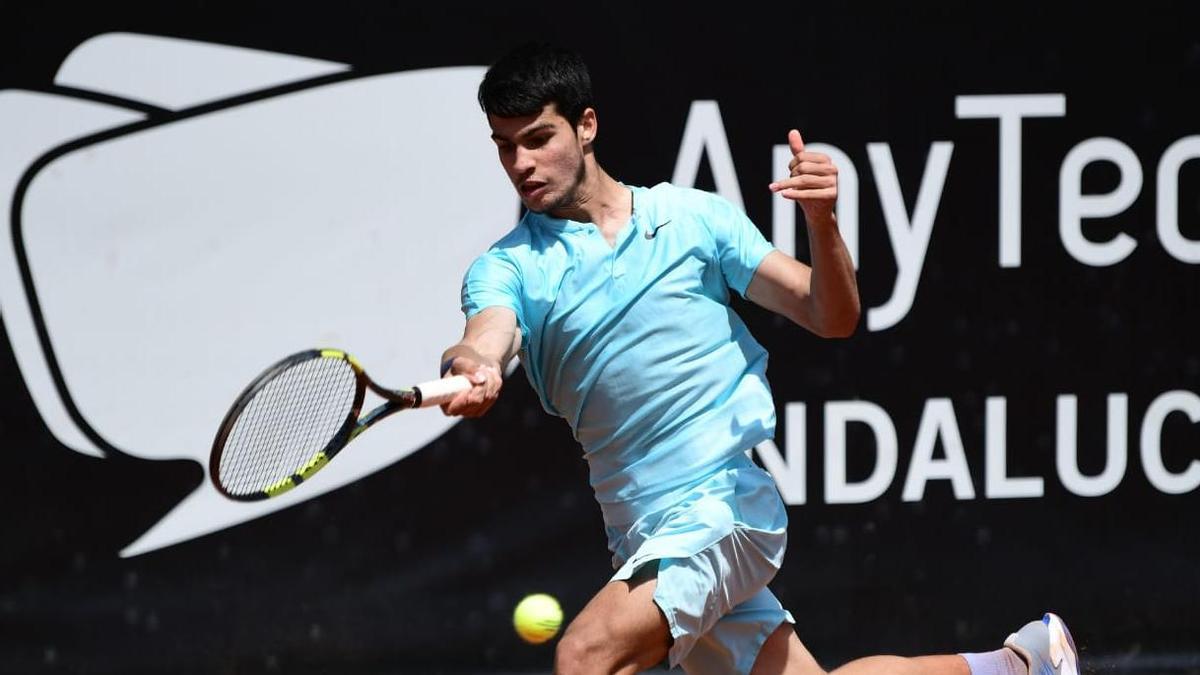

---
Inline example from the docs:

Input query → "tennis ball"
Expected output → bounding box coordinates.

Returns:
[513,593,563,644]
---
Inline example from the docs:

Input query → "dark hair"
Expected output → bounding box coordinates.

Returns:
[478,42,594,128]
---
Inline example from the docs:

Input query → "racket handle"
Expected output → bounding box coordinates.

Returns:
[413,375,473,407]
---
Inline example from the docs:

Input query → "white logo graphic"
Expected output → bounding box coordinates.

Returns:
[0,33,515,556]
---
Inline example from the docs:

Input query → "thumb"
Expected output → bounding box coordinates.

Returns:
[788,129,805,155]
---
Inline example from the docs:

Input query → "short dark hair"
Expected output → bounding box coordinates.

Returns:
[477,42,594,128]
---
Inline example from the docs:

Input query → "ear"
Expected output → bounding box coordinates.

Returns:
[577,107,598,145]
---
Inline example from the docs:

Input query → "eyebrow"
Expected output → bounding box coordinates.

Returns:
[491,122,556,143]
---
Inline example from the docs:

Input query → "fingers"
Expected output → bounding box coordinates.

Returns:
[786,157,836,175]
[788,128,805,155]
[776,187,837,202]
[771,172,837,204]
[769,172,837,193]
[773,130,838,205]
[440,363,502,417]
[440,392,469,416]
[784,128,830,173]
[476,364,502,402]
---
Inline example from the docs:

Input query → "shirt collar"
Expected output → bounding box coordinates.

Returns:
[526,184,645,233]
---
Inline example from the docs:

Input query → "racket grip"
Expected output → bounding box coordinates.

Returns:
[414,375,473,407]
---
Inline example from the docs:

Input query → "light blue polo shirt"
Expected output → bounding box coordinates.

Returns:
[461,182,777,520]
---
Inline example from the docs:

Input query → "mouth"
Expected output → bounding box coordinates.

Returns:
[520,181,547,198]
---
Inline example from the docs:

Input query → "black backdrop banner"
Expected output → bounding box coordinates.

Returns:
[1,4,1197,674]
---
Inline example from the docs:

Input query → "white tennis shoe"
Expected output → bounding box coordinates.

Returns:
[1003,612,1080,675]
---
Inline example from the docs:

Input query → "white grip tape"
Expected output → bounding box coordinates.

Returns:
[414,375,473,407]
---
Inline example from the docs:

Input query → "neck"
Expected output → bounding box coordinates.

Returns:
[549,160,631,229]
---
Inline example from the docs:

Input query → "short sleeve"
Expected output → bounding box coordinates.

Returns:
[460,250,525,330]
[704,193,775,297]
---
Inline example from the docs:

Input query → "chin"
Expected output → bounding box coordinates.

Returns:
[522,198,545,214]
[522,192,556,215]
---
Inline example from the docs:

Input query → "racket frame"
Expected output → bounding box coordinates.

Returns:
[209,349,427,502]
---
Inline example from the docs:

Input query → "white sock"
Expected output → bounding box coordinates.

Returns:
[960,648,1028,675]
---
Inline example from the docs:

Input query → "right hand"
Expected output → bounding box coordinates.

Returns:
[440,355,503,418]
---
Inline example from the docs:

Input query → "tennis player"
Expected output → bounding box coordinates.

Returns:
[438,42,1079,675]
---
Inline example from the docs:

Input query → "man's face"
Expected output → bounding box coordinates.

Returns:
[488,103,590,214]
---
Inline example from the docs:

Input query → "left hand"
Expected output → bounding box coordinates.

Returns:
[769,129,837,220]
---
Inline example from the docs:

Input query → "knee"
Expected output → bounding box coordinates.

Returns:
[555,620,653,675]
[554,625,608,675]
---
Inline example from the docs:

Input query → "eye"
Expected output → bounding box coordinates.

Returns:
[526,134,551,149]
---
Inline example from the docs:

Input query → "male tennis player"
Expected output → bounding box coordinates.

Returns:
[439,43,1079,675]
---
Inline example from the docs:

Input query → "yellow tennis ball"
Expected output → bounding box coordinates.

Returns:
[513,593,563,644]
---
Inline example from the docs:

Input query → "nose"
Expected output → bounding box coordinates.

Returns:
[512,145,535,175]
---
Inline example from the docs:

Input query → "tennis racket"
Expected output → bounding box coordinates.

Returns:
[209,348,471,502]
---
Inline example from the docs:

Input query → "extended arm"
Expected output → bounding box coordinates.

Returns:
[439,306,522,417]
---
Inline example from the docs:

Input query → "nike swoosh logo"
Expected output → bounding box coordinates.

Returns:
[644,219,672,239]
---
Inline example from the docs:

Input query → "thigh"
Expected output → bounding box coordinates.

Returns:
[653,522,787,670]
[679,587,797,675]
[750,622,826,675]
[558,567,672,673]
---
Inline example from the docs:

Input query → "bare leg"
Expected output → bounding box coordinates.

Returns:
[553,572,671,675]
[750,623,825,675]
[831,654,970,675]
[752,622,971,675]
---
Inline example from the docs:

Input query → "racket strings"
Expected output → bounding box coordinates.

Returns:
[218,357,359,496]
[257,357,357,486]
[223,358,355,494]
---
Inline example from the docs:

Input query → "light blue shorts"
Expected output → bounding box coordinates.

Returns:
[603,453,796,674]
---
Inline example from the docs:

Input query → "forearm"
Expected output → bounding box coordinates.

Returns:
[440,343,497,373]
[804,210,861,337]
[439,315,517,417]
[440,307,522,375]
